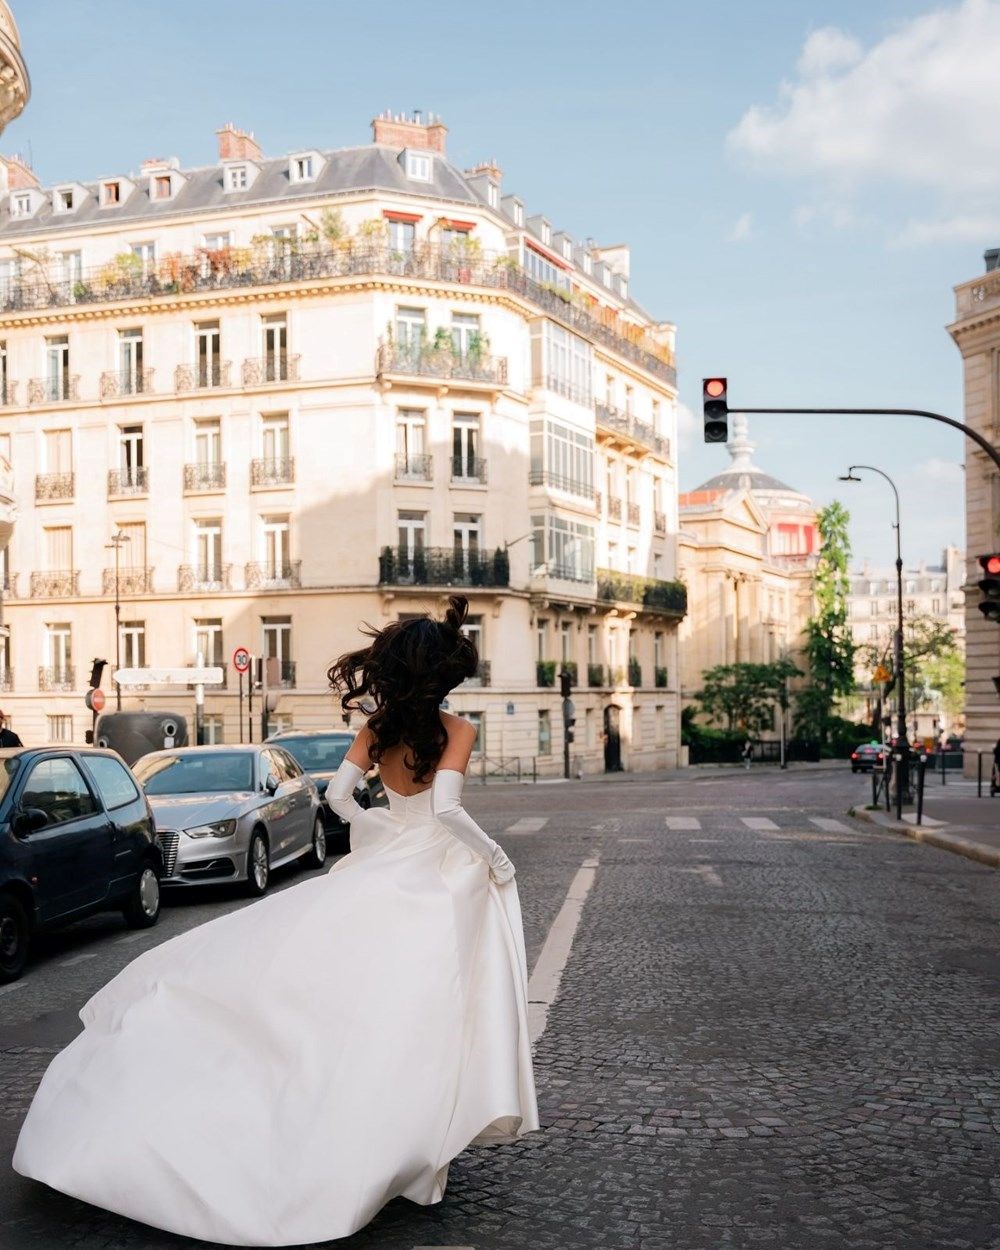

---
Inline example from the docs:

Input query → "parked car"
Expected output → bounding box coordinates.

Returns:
[265,730,386,853]
[0,748,162,983]
[850,742,885,773]
[132,745,324,897]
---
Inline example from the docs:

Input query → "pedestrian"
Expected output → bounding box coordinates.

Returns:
[0,709,22,748]
[13,594,538,1244]
[742,737,753,770]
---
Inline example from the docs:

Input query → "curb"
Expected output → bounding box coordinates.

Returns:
[852,807,1000,869]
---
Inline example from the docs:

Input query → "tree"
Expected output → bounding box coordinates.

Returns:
[796,501,856,743]
[695,659,802,734]
[858,613,963,722]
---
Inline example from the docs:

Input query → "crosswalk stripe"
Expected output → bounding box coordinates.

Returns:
[695,865,723,887]
[741,817,779,831]
[506,817,547,834]
[115,931,149,944]
[664,816,701,830]
[809,817,852,833]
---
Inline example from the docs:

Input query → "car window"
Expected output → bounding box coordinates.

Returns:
[84,755,140,810]
[274,736,351,771]
[262,749,289,783]
[20,757,98,826]
[135,752,254,795]
[275,748,302,779]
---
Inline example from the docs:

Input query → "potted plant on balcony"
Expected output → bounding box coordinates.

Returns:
[378,546,395,583]
[655,666,668,688]
[587,663,605,687]
[628,660,642,687]
[536,660,556,687]
[492,546,509,585]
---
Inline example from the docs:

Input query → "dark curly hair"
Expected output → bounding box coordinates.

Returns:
[327,595,478,783]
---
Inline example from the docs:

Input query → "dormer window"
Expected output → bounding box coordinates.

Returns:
[152,174,173,201]
[582,253,592,275]
[101,180,122,207]
[404,150,432,182]
[54,188,74,213]
[540,221,551,245]
[10,192,31,218]
[513,202,524,226]
[561,238,572,260]
[618,275,628,299]
[226,164,249,191]
[487,182,499,209]
[291,154,314,183]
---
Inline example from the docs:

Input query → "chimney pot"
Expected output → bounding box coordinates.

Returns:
[216,123,262,164]
[371,111,447,156]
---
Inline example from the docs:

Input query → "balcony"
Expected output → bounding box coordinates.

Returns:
[378,545,510,588]
[178,564,232,592]
[108,467,149,497]
[175,361,232,392]
[38,666,75,692]
[28,376,80,405]
[452,456,487,485]
[655,666,669,688]
[376,342,508,388]
[627,502,640,527]
[654,510,666,535]
[595,402,670,459]
[587,663,606,687]
[242,354,300,387]
[528,468,592,500]
[628,660,643,687]
[536,661,556,687]
[2,574,18,600]
[0,670,12,693]
[273,660,296,689]
[30,570,79,598]
[100,368,154,398]
[102,566,153,595]
[596,568,687,618]
[251,458,295,488]
[608,495,622,521]
[462,660,492,688]
[245,561,302,590]
[541,374,592,407]
[35,472,74,502]
[0,381,18,406]
[394,452,433,482]
[184,463,227,492]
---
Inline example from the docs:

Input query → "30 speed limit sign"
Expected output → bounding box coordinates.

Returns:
[232,647,251,674]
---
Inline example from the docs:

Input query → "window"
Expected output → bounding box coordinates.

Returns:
[56,251,83,288]
[654,631,664,669]
[291,154,315,182]
[0,340,8,404]
[405,151,432,181]
[932,597,941,613]
[487,183,499,209]
[652,553,662,579]
[655,705,666,747]
[540,221,551,245]
[870,601,878,618]
[152,174,172,200]
[262,617,293,681]
[194,419,222,467]
[119,621,146,668]
[45,623,72,679]
[0,624,10,674]
[388,219,415,255]
[540,322,592,404]
[561,237,572,260]
[44,526,72,571]
[101,181,122,206]
[395,409,426,474]
[43,428,72,474]
[202,232,231,252]
[587,624,598,664]
[395,306,426,354]
[451,313,480,359]
[624,385,634,415]
[586,706,597,748]
[194,320,222,387]
[119,328,145,392]
[560,621,573,663]
[440,227,472,253]
[226,164,249,192]
[45,716,72,744]
[119,521,146,569]
[261,413,290,464]
[524,244,570,291]
[266,713,292,738]
[462,613,483,656]
[262,515,290,575]
[10,192,31,218]
[513,202,524,226]
[453,513,482,572]
[130,241,156,273]
[45,335,71,402]
[628,546,637,573]
[194,619,224,666]
[536,618,548,662]
[85,755,139,809]
[538,709,552,755]
[203,714,225,744]
[530,418,594,497]
[119,425,144,482]
[458,711,483,753]
[262,314,288,380]
[25,758,97,824]
[531,514,595,582]
[452,413,480,480]
[193,519,223,579]
[397,511,426,561]
[54,187,74,213]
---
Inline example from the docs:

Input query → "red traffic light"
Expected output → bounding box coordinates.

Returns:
[704,377,727,398]
[979,553,1000,576]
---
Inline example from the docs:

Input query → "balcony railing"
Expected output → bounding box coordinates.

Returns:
[108,466,149,496]
[608,495,622,521]
[273,659,296,689]
[462,660,492,687]
[0,381,18,406]
[2,574,18,600]
[245,561,302,590]
[28,375,80,405]
[100,367,154,398]
[35,472,75,501]
[0,243,675,385]
[251,458,295,487]
[242,354,301,387]
[595,402,669,458]
[30,570,80,598]
[654,510,666,534]
[39,665,75,692]
[655,666,668,688]
[587,663,606,687]
[452,456,487,484]
[528,468,592,499]
[178,564,232,592]
[628,660,643,687]
[542,374,592,407]
[379,545,510,588]
[102,566,153,595]
[596,568,687,618]
[377,342,508,386]
[394,452,434,482]
[0,669,12,692]
[536,562,595,584]
[627,502,640,527]
[184,462,227,491]
[175,361,232,391]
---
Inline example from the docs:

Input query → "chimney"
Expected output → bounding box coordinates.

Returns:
[0,153,39,191]
[985,247,1000,273]
[371,110,447,156]
[467,159,502,181]
[216,123,262,163]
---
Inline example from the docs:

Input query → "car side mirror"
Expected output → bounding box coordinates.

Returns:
[264,772,281,795]
[13,807,48,835]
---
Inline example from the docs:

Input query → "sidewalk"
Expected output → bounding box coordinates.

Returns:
[477,759,846,787]
[853,793,1000,869]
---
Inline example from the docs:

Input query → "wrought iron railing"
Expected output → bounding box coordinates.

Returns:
[102,566,153,595]
[1,574,17,599]
[35,472,75,501]
[587,663,605,687]
[542,374,592,407]
[250,458,295,487]
[30,570,80,597]
[654,510,666,534]
[39,665,75,692]
[274,660,296,688]
[242,354,301,386]
[628,660,643,687]
[245,561,302,589]
[452,456,487,484]
[0,669,12,692]
[594,401,669,458]
[377,342,508,386]
[378,545,510,588]
[461,660,491,687]
[627,502,640,527]
[394,452,433,481]
[655,666,669,688]
[536,660,556,687]
[100,367,154,398]
[28,375,79,405]
[0,381,18,406]
[175,361,232,391]
[184,462,227,491]
[527,468,592,498]
[537,563,595,583]
[108,466,149,496]
[596,568,687,617]
[608,495,622,521]
[178,564,232,592]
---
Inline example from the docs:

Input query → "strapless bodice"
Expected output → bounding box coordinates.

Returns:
[382,783,435,821]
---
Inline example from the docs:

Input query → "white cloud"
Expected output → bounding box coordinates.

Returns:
[909,456,964,483]
[727,211,753,243]
[676,402,699,450]
[893,211,1000,247]
[795,27,863,77]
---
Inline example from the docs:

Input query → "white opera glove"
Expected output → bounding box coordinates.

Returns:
[431,768,516,884]
[326,759,366,824]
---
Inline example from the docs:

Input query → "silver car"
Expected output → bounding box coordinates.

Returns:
[133,745,326,896]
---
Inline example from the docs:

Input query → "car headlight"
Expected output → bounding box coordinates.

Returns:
[185,819,237,839]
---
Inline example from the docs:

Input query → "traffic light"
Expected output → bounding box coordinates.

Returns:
[89,658,108,689]
[559,668,573,699]
[565,717,576,745]
[703,377,728,443]
[977,553,1000,621]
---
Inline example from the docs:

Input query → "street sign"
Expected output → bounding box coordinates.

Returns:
[114,667,225,687]
[232,647,251,674]
[872,665,891,684]
[85,688,106,712]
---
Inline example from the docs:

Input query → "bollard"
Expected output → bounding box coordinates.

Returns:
[871,767,877,808]
[916,755,926,825]
[940,750,946,787]
[978,751,983,798]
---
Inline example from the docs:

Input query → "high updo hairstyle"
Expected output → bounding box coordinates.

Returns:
[327,595,478,783]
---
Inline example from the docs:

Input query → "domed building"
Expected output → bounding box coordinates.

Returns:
[677,415,817,717]
[0,3,27,136]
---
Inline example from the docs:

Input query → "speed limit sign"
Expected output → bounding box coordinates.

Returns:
[232,647,251,674]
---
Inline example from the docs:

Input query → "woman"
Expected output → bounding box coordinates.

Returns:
[13,595,539,1245]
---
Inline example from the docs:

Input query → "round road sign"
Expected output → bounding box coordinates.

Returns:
[232,647,251,674]
[86,687,106,713]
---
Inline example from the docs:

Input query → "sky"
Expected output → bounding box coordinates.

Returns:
[5,0,991,572]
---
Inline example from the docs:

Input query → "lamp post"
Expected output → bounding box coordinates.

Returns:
[839,464,909,819]
[105,531,130,710]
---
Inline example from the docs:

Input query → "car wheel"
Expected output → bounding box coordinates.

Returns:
[303,816,328,870]
[122,861,161,929]
[0,893,30,984]
[244,830,270,897]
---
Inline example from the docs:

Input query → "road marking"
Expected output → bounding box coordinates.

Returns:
[741,817,779,831]
[695,864,723,887]
[0,980,25,997]
[528,855,599,1048]
[664,816,701,830]
[618,837,652,843]
[506,816,547,834]
[115,932,149,944]
[59,952,98,967]
[809,817,852,833]
[689,838,723,844]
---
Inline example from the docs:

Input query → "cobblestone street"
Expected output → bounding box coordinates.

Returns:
[2,767,999,1249]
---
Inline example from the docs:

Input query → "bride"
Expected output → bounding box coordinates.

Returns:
[13,595,539,1245]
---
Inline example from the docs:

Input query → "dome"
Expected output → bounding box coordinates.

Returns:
[690,414,813,508]
[0,2,28,135]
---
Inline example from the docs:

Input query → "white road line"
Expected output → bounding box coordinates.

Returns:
[664,816,701,830]
[506,816,548,834]
[58,953,97,967]
[809,817,852,833]
[695,864,723,888]
[689,838,723,844]
[0,980,25,997]
[527,855,599,1049]
[618,837,652,843]
[115,932,149,944]
[741,817,779,831]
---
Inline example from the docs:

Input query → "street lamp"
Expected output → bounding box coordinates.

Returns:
[105,531,130,710]
[838,464,909,818]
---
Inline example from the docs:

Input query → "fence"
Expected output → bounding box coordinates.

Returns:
[687,737,820,765]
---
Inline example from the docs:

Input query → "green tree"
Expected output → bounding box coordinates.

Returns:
[695,659,802,734]
[795,501,856,743]
[858,613,963,721]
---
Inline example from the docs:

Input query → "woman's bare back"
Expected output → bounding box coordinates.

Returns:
[356,710,476,796]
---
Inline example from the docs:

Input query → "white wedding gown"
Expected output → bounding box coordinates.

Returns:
[12,776,539,1246]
